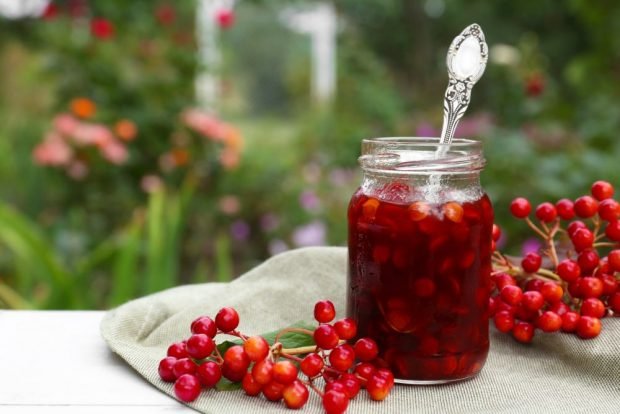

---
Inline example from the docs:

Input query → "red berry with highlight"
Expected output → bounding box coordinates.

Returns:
[609,250,620,272]
[522,290,544,311]
[555,199,575,220]
[158,357,177,382]
[598,199,620,221]
[521,252,542,273]
[354,362,376,383]
[167,341,188,359]
[571,228,594,252]
[512,321,535,343]
[186,334,215,359]
[197,361,221,388]
[243,336,269,362]
[580,298,606,318]
[223,345,250,373]
[272,360,298,385]
[242,372,263,396]
[283,380,309,409]
[300,353,324,377]
[323,390,349,414]
[510,197,531,218]
[313,324,340,350]
[580,277,603,298]
[334,318,357,340]
[215,307,239,332]
[262,381,286,402]
[557,259,581,282]
[605,221,620,241]
[535,202,557,222]
[574,196,599,218]
[494,273,517,289]
[540,281,564,303]
[354,337,379,361]
[366,374,391,401]
[561,312,580,333]
[591,180,614,201]
[493,311,515,333]
[314,300,336,323]
[339,373,362,399]
[492,224,502,241]
[191,316,217,338]
[174,374,201,402]
[609,292,620,313]
[329,344,356,371]
[536,311,562,332]
[173,358,197,378]
[567,220,587,237]
[577,250,599,273]
[576,316,601,339]
[500,285,523,306]
[251,359,274,385]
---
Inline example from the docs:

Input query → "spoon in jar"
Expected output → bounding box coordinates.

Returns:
[438,23,488,150]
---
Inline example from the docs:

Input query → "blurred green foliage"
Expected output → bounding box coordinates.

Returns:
[0,0,619,309]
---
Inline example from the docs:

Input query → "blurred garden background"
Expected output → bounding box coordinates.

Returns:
[0,0,618,309]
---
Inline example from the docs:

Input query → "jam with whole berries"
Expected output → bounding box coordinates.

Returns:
[347,138,493,383]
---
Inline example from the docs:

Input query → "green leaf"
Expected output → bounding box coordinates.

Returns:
[215,378,242,391]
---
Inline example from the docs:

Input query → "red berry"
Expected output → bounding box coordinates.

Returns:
[366,374,391,401]
[591,180,614,201]
[325,380,347,394]
[300,353,324,378]
[262,381,286,402]
[605,221,620,241]
[598,199,620,221]
[173,358,197,378]
[251,359,274,385]
[314,300,336,323]
[493,273,517,290]
[525,278,545,292]
[577,249,599,273]
[333,318,357,340]
[521,253,542,273]
[242,372,263,396]
[576,316,602,339]
[493,310,515,333]
[187,334,215,360]
[521,290,544,311]
[548,301,570,316]
[540,282,564,303]
[167,342,188,359]
[512,321,535,343]
[243,336,269,362]
[215,307,239,332]
[191,316,217,338]
[283,380,309,409]
[223,345,250,373]
[339,373,362,399]
[500,285,523,306]
[580,277,604,298]
[571,228,594,252]
[510,197,531,218]
[272,361,298,385]
[595,257,611,277]
[174,374,201,402]
[536,311,562,332]
[353,337,379,361]
[323,390,349,414]
[609,250,620,272]
[374,369,395,389]
[535,202,557,222]
[329,344,356,371]
[492,224,502,241]
[313,325,340,350]
[574,196,599,218]
[353,362,376,383]
[561,312,580,333]
[580,298,606,318]
[557,259,581,282]
[158,357,177,382]
[609,292,620,313]
[488,296,498,317]
[221,362,245,382]
[197,361,221,388]
[568,278,584,298]
[600,274,618,296]
[555,199,575,220]
[567,220,587,237]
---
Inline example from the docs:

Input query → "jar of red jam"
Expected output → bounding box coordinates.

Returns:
[347,137,493,384]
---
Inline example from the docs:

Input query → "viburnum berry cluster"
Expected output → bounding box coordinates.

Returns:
[158,300,394,413]
[491,180,620,343]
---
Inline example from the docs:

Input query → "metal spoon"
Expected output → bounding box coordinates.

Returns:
[439,23,489,146]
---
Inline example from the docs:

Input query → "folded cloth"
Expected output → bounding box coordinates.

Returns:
[101,247,620,414]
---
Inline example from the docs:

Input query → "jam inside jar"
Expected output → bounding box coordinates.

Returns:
[346,137,493,384]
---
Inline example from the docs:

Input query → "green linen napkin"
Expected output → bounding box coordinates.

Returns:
[101,247,620,413]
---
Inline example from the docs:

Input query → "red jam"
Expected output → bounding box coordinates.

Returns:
[347,183,494,382]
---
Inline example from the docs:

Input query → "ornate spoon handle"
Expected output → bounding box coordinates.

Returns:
[439,24,488,146]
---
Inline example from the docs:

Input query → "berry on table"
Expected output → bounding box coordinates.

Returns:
[580,298,606,318]
[167,341,188,359]
[540,282,564,303]
[158,357,177,382]
[561,312,580,333]
[174,374,202,402]
[512,321,535,343]
[354,362,376,382]
[338,373,362,399]
[323,390,349,414]
[366,374,391,401]
[536,311,562,333]
[243,336,269,362]
[215,307,240,332]
[521,290,544,311]
[272,360,298,385]
[173,358,197,378]
[186,334,215,360]
[223,345,250,374]
[580,277,603,298]
[328,344,356,371]
[262,380,286,402]
[576,316,602,339]
[283,380,309,409]
[500,285,523,306]
[493,311,515,333]
[251,359,274,385]
[197,361,221,388]
[242,372,263,396]
[300,353,324,377]
[510,197,531,218]
[314,300,337,323]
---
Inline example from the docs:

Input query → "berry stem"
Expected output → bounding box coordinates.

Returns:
[593,242,618,248]
[525,217,548,240]
[546,220,560,267]
[301,378,324,398]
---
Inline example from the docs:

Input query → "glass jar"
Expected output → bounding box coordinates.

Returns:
[346,137,493,384]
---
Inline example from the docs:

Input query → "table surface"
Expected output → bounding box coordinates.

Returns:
[0,310,192,413]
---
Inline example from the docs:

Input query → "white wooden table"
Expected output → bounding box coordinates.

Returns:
[0,311,192,413]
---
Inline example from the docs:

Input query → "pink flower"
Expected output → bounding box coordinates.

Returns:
[32,132,73,166]
[71,123,114,146]
[219,148,240,170]
[181,108,228,139]
[53,113,79,137]
[415,122,439,137]
[66,160,89,180]
[292,220,326,247]
[218,195,241,215]
[141,175,164,193]
[299,190,321,212]
[268,239,288,256]
[100,140,128,164]
[454,112,494,138]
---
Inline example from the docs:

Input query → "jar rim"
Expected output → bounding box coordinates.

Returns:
[360,136,485,174]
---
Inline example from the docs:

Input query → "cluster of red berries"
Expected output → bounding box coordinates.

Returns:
[158,300,394,414]
[490,180,620,343]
